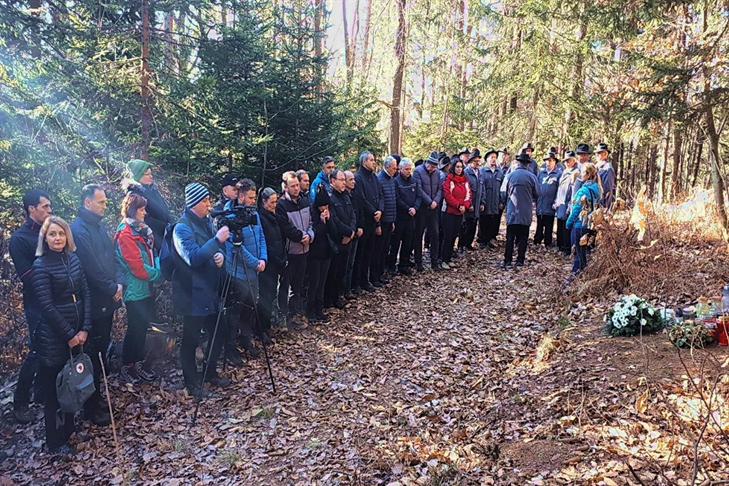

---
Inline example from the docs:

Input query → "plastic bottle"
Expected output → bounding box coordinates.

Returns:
[722,285,729,314]
[696,297,710,321]
[711,296,722,317]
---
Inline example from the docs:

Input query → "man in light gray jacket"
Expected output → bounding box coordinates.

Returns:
[413,152,444,272]
[500,152,540,269]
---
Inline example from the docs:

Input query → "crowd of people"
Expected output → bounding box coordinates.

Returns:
[7,142,615,456]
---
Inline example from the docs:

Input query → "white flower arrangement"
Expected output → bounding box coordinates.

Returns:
[605,294,665,336]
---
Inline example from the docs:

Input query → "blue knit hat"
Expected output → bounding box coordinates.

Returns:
[185,182,210,209]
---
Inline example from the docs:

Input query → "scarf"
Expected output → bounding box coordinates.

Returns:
[125,217,154,249]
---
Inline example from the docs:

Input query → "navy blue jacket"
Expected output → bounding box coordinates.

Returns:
[71,207,124,319]
[377,169,397,224]
[394,173,421,220]
[500,166,540,226]
[172,209,225,317]
[30,251,91,367]
[536,167,562,216]
[354,166,384,228]
[413,164,442,210]
[9,218,42,309]
[329,188,357,249]
[481,167,504,216]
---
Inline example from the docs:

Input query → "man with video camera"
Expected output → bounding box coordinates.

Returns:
[173,183,231,395]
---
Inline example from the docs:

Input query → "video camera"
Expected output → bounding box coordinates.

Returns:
[211,204,257,245]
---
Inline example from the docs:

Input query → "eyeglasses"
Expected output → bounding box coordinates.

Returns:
[335,177,345,181]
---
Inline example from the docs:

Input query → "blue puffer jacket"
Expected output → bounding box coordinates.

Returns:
[480,167,504,216]
[310,170,330,206]
[377,169,397,224]
[172,209,225,317]
[500,166,540,226]
[223,201,267,282]
[536,167,562,216]
[566,181,601,230]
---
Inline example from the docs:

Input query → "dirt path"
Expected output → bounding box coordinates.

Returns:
[1,247,727,484]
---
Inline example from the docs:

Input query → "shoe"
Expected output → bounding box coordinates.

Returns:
[515,262,524,269]
[398,267,412,276]
[333,298,345,310]
[13,405,34,425]
[415,265,425,272]
[224,347,244,367]
[433,265,444,272]
[48,444,76,457]
[502,262,513,270]
[205,374,231,389]
[371,280,384,288]
[306,309,320,322]
[287,316,308,331]
[380,275,391,284]
[259,331,273,346]
[343,292,354,300]
[316,310,331,323]
[134,362,156,381]
[120,364,140,384]
[486,241,496,249]
[441,262,450,270]
[240,335,261,359]
[89,407,111,427]
[361,283,376,292]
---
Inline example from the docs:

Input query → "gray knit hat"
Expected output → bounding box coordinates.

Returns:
[185,182,210,209]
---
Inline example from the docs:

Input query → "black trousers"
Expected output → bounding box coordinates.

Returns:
[441,212,463,263]
[479,214,500,243]
[39,362,75,451]
[372,223,394,281]
[534,215,555,246]
[123,298,153,364]
[344,239,358,291]
[354,226,376,288]
[85,313,113,414]
[504,224,530,265]
[307,258,331,310]
[181,314,226,388]
[388,216,415,270]
[279,253,307,317]
[325,247,350,303]
[258,265,282,330]
[231,278,258,339]
[414,208,440,269]
[14,307,43,407]
[556,218,570,253]
[459,217,478,249]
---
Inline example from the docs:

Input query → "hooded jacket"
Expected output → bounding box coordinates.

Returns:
[71,207,124,319]
[566,181,602,230]
[354,165,384,228]
[310,170,331,205]
[114,219,162,302]
[500,166,540,226]
[443,173,472,216]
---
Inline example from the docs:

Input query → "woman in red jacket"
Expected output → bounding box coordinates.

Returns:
[442,159,472,266]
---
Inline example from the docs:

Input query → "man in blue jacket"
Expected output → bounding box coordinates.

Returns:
[353,151,384,291]
[310,156,335,204]
[413,152,443,272]
[9,189,52,424]
[500,152,540,268]
[173,183,232,395]
[71,184,124,426]
[372,156,398,285]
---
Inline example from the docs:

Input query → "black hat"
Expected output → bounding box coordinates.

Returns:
[594,142,611,154]
[483,148,498,159]
[575,143,591,155]
[390,154,402,163]
[516,152,532,163]
[459,147,470,156]
[221,173,239,189]
[414,158,424,167]
[521,142,535,151]
[425,151,440,166]
[440,154,455,170]
[314,183,330,208]
[542,152,558,161]
[468,148,482,163]
[563,150,577,161]
[498,147,509,155]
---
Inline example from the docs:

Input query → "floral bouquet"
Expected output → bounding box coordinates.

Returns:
[604,294,666,336]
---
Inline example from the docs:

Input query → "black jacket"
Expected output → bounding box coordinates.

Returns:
[8,218,42,309]
[127,181,174,252]
[30,251,91,368]
[329,188,357,249]
[347,190,363,230]
[309,208,338,260]
[258,208,287,269]
[71,207,124,319]
[394,174,421,220]
[354,166,384,228]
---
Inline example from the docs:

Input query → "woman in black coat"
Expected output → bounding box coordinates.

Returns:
[257,188,286,340]
[30,216,91,456]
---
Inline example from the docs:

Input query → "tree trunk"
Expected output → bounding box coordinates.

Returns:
[314,0,324,98]
[671,122,683,199]
[390,0,407,154]
[342,0,353,89]
[705,102,729,238]
[658,120,671,204]
[140,0,151,160]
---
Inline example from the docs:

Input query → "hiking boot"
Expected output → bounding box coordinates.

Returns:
[240,335,261,359]
[13,405,34,425]
[88,407,111,427]
[120,364,140,384]
[332,298,345,310]
[205,374,231,389]
[134,362,156,382]
[315,302,331,323]
[502,262,513,270]
[225,346,244,367]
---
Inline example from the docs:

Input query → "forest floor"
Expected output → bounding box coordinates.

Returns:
[1,243,728,485]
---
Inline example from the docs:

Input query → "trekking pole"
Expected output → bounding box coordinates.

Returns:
[98,352,121,459]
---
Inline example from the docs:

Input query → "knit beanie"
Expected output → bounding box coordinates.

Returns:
[127,159,151,182]
[314,184,330,208]
[185,182,210,209]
